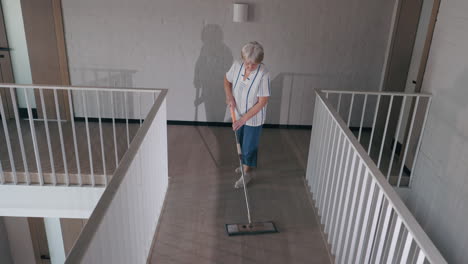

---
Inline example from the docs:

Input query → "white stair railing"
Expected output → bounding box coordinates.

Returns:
[306,90,446,263]
[0,84,159,187]
[65,89,168,264]
[322,90,431,187]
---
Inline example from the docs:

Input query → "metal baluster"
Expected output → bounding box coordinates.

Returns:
[11,88,30,183]
[54,90,69,185]
[363,190,384,263]
[347,93,355,127]
[111,91,119,167]
[386,218,403,264]
[139,92,143,126]
[387,96,407,180]
[96,91,107,186]
[374,203,393,263]
[67,90,81,185]
[124,91,130,147]
[336,152,358,259]
[24,88,43,185]
[398,97,420,187]
[377,95,394,168]
[0,94,17,183]
[82,91,94,186]
[342,160,364,262]
[337,93,342,113]
[332,143,352,251]
[399,233,414,263]
[368,95,381,154]
[0,154,3,183]
[329,139,348,245]
[324,132,343,234]
[39,89,56,185]
[354,179,377,264]
[349,169,371,262]
[358,94,368,142]
[415,250,426,264]
[320,124,338,220]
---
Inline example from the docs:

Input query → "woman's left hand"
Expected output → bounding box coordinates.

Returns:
[232,117,246,131]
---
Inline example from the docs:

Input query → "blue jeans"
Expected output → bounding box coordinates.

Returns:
[237,125,262,167]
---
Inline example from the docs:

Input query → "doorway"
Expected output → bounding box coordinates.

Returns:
[377,0,441,176]
[1,0,70,121]
[0,2,15,119]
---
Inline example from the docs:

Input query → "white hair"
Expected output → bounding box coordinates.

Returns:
[241,41,264,64]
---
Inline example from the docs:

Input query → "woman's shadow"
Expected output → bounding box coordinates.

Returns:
[193,24,233,168]
[194,24,233,122]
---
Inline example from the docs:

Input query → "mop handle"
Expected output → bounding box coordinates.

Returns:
[230,107,242,155]
[230,105,252,224]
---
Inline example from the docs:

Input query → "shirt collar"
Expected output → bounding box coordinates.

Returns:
[241,64,261,81]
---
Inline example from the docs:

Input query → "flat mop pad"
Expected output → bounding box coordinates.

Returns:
[225,221,278,236]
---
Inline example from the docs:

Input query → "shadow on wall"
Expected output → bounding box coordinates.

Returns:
[193,24,233,122]
[69,68,146,119]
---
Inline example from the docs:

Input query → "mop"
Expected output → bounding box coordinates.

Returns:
[225,106,278,236]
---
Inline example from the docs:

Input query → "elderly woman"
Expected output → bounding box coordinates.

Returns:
[224,41,270,188]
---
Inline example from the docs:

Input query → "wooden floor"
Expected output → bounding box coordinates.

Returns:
[149,125,332,264]
[0,119,140,186]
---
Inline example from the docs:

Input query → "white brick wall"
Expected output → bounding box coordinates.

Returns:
[407,0,468,262]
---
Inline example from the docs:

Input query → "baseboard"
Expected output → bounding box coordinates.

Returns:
[167,120,312,129]
[349,127,372,133]
[18,108,38,119]
[73,117,141,124]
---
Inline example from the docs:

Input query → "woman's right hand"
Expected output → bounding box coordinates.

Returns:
[226,96,236,109]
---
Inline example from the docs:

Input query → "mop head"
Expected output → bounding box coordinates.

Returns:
[225,221,278,236]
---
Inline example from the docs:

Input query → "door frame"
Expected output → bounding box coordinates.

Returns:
[0,2,16,119]
[21,0,72,120]
[414,0,441,92]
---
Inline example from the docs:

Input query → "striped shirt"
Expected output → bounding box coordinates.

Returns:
[226,60,271,126]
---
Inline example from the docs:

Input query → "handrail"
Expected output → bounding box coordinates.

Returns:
[0,83,164,93]
[322,89,432,97]
[321,89,432,187]
[0,84,163,186]
[65,89,168,263]
[307,90,446,263]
